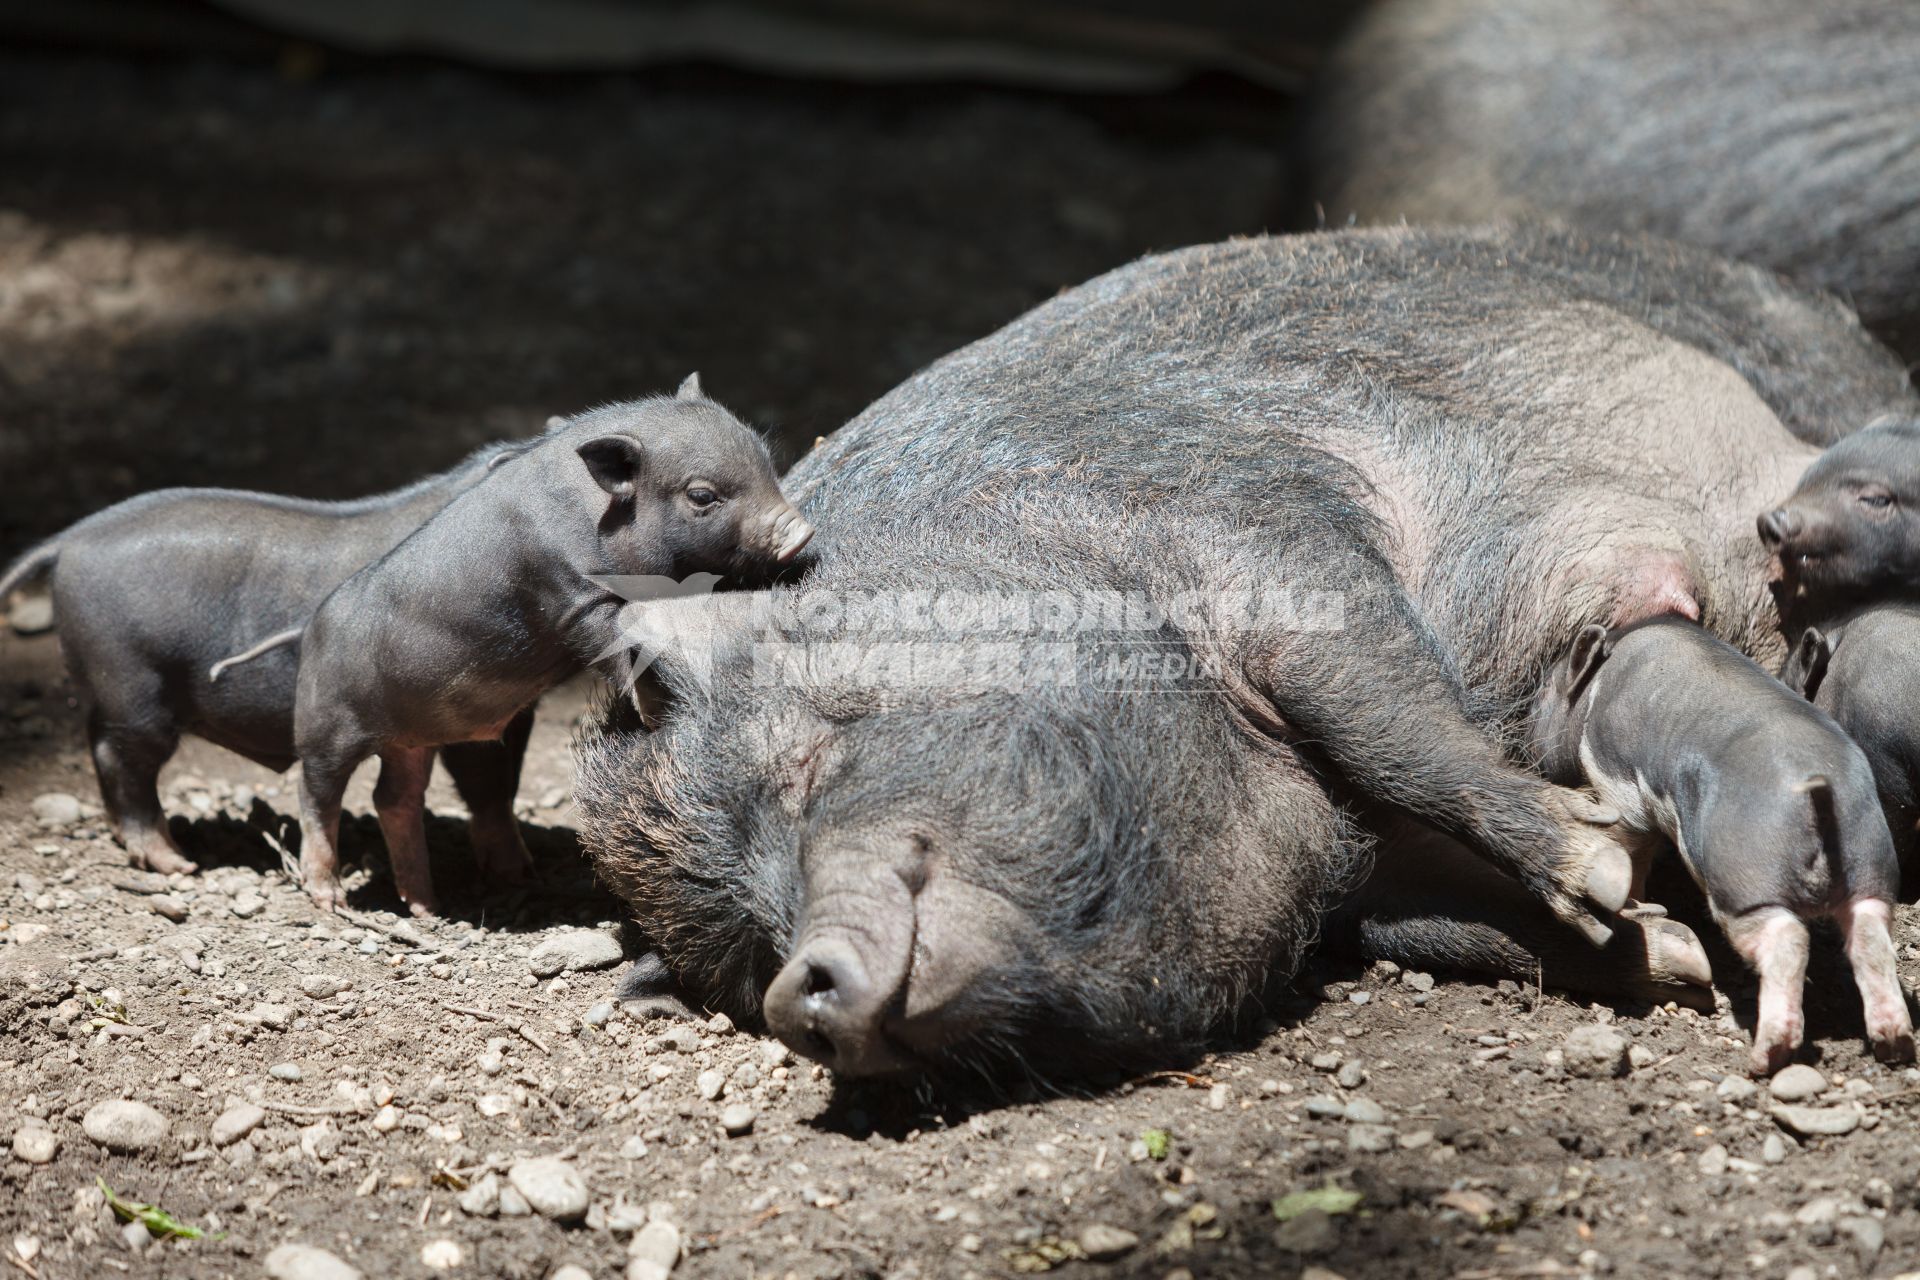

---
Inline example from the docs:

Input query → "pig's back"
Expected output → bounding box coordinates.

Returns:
[1309,0,1920,354]
[1822,607,1920,813]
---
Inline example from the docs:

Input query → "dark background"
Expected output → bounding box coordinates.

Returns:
[0,0,1358,563]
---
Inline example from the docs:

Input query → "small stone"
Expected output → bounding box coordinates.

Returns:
[477,1051,504,1076]
[1562,1025,1629,1079]
[1397,1129,1434,1150]
[1309,1051,1342,1073]
[1347,990,1371,1005]
[300,975,349,999]
[1343,1098,1386,1125]
[29,793,82,827]
[211,1103,265,1147]
[528,929,623,977]
[1794,1197,1839,1227]
[1762,1133,1788,1164]
[1401,971,1435,993]
[1715,1076,1758,1103]
[150,895,189,923]
[121,1221,151,1252]
[620,1134,650,1160]
[11,1128,57,1163]
[457,1172,500,1217]
[629,1220,681,1271]
[253,1003,293,1030]
[1769,1104,1858,1137]
[1304,1096,1346,1120]
[1627,1045,1656,1070]
[721,1103,756,1136]
[82,1100,169,1152]
[584,1002,615,1028]
[372,1105,400,1133]
[9,597,54,635]
[1334,1059,1368,1089]
[231,892,266,919]
[1346,1124,1395,1153]
[697,1068,726,1101]
[1206,1084,1229,1111]
[420,1240,464,1270]
[265,1244,364,1280]
[1077,1223,1139,1261]
[497,1185,532,1217]
[508,1156,589,1220]
[269,1062,304,1081]
[1768,1064,1827,1103]
[1696,1143,1728,1176]
[552,1268,593,1280]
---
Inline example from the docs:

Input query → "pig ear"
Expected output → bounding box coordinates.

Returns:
[1784,628,1832,700]
[577,436,645,500]
[1564,624,1613,701]
[677,372,704,402]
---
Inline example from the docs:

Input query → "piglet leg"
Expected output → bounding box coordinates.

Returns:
[373,747,439,918]
[1725,907,1811,1076]
[295,763,351,912]
[1843,898,1916,1064]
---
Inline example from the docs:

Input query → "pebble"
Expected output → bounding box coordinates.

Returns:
[707,1011,736,1035]
[1696,1143,1728,1176]
[697,1068,726,1101]
[1627,1045,1656,1070]
[120,1221,151,1253]
[270,1062,304,1081]
[1794,1198,1839,1227]
[528,929,623,977]
[1840,1215,1884,1261]
[1762,1133,1788,1165]
[1309,1052,1342,1073]
[29,793,82,826]
[420,1240,463,1270]
[721,1103,756,1136]
[1343,1098,1386,1125]
[11,1128,57,1163]
[1077,1224,1139,1261]
[1769,1104,1858,1137]
[1346,1124,1395,1153]
[629,1220,681,1271]
[9,596,54,635]
[210,1103,265,1147]
[1768,1064,1827,1102]
[81,1099,169,1152]
[1334,1059,1368,1089]
[620,1135,650,1160]
[507,1156,589,1220]
[1561,1025,1629,1079]
[265,1244,364,1280]
[231,892,266,919]
[300,974,349,999]
[552,1269,594,1280]
[1304,1096,1346,1120]
[584,1001,615,1028]
[457,1173,501,1217]
[1401,970,1435,993]
[372,1105,400,1133]
[150,894,189,923]
[1206,1084,1229,1111]
[498,1185,532,1217]
[654,1026,701,1055]
[1715,1076,1758,1103]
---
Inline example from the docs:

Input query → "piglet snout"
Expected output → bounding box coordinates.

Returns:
[1757,507,1802,548]
[769,506,815,563]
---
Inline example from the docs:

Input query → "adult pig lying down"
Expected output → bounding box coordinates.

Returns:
[575,225,1918,1080]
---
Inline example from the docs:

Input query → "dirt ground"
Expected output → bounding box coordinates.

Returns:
[3,45,1920,1280]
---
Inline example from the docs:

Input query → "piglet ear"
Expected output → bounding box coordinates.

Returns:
[1564,623,1613,701]
[1782,627,1832,700]
[677,372,704,401]
[577,435,645,499]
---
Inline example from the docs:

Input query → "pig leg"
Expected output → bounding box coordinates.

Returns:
[372,748,439,918]
[441,707,536,884]
[1724,907,1811,1075]
[295,748,362,912]
[87,714,197,876]
[1251,568,1632,943]
[1842,898,1916,1064]
[1334,816,1714,1006]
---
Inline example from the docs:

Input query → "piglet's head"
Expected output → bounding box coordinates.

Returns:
[572,374,812,583]
[1759,420,1920,615]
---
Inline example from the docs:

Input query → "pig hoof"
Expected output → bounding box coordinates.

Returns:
[1643,917,1713,989]
[1582,843,1632,916]
[304,878,348,913]
[134,847,199,876]
[1870,1022,1916,1065]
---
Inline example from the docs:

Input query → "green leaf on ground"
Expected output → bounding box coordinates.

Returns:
[1272,1181,1363,1221]
[96,1178,224,1241]
[1139,1128,1171,1160]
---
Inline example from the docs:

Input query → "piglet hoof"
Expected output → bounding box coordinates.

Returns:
[472,822,535,885]
[133,845,199,877]
[403,896,441,920]
[1539,787,1631,946]
[1872,1024,1917,1065]
[303,876,348,914]
[1749,1029,1801,1078]
[1641,916,1713,992]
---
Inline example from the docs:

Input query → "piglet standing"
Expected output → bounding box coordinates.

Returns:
[1759,418,1920,627]
[219,375,811,915]
[1530,617,1913,1074]
[1783,603,1920,880]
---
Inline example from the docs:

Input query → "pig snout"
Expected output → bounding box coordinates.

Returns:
[1757,507,1803,550]
[766,505,814,564]
[763,852,1015,1076]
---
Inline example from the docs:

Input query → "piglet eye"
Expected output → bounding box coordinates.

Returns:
[1860,490,1895,509]
[686,486,719,507]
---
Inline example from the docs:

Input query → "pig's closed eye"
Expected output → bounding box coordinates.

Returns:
[686,485,720,508]
[1859,489,1895,509]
